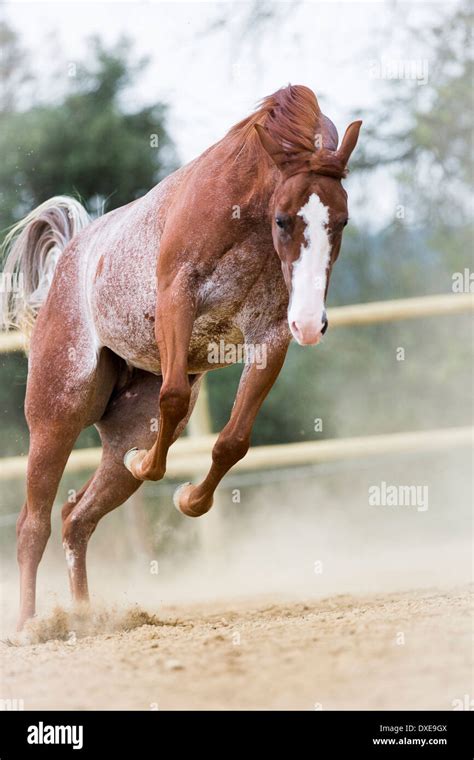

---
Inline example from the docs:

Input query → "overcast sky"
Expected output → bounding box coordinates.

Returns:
[2,0,458,222]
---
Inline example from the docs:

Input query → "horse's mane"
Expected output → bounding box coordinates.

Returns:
[222,85,345,196]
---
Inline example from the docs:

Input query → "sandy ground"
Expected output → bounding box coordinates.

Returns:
[1,586,471,711]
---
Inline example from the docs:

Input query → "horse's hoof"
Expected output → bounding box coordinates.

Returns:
[123,447,139,472]
[173,483,213,517]
[123,448,147,479]
[173,482,192,515]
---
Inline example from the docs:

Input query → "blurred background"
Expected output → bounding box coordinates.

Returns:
[0,0,472,616]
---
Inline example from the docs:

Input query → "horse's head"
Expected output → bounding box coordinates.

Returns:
[255,120,362,345]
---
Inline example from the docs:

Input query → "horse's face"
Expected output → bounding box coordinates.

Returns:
[270,174,348,345]
[255,119,361,345]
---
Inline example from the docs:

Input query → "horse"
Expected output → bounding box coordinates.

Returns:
[1,84,361,629]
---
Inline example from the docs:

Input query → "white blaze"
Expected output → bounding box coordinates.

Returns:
[288,193,331,342]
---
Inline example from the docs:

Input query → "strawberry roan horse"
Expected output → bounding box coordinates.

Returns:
[2,85,361,629]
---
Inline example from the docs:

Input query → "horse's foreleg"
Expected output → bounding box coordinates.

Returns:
[174,341,288,517]
[125,280,196,481]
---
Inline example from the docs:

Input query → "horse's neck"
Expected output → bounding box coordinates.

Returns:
[195,141,277,224]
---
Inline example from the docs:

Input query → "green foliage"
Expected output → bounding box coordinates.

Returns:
[354,2,473,228]
[0,21,33,113]
[0,35,178,230]
[0,353,28,456]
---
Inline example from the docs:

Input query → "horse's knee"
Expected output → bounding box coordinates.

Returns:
[212,433,250,467]
[159,384,191,423]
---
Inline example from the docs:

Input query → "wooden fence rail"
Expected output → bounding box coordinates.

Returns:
[0,426,471,481]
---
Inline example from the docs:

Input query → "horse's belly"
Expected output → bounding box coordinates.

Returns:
[91,244,246,374]
[91,241,162,372]
[92,254,246,374]
[90,237,252,374]
[95,297,246,375]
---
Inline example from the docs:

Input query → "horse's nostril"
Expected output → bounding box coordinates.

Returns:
[321,317,329,335]
[290,321,302,340]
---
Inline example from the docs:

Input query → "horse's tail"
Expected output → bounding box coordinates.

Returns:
[1,196,91,345]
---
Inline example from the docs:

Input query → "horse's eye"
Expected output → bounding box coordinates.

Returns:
[275,215,289,230]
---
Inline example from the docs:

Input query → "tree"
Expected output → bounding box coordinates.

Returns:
[0,20,33,113]
[353,1,472,227]
[0,35,178,230]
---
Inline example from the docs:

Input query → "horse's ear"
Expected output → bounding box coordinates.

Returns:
[254,124,288,168]
[337,120,362,166]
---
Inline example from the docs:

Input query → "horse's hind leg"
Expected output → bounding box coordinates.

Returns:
[18,421,111,630]
[61,372,203,604]
[17,423,84,630]
[17,322,117,631]
[62,459,142,603]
